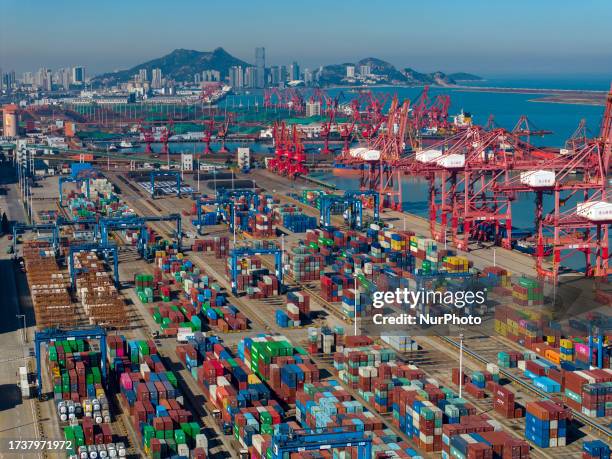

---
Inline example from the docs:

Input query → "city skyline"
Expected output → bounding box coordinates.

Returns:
[1,0,612,77]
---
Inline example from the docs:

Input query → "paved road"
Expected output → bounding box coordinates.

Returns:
[0,161,45,458]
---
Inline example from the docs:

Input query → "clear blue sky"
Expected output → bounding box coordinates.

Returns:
[1,0,611,77]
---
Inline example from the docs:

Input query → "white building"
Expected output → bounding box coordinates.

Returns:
[305,101,321,117]
[181,153,193,171]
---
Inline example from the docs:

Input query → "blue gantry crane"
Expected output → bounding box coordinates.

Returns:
[12,217,100,254]
[99,214,182,248]
[12,222,59,253]
[150,171,181,198]
[34,327,107,400]
[229,246,283,294]
[343,190,380,222]
[320,195,363,229]
[193,196,234,233]
[69,243,119,287]
[320,191,381,229]
[270,426,372,459]
[193,190,260,233]
[216,189,260,207]
[59,176,91,205]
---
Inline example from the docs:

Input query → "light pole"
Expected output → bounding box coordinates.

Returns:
[16,314,26,343]
[197,158,200,192]
[458,333,464,398]
[233,207,237,248]
[353,274,359,336]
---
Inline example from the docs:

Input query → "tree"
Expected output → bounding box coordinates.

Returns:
[1,212,8,235]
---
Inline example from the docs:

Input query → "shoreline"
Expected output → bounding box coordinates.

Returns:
[323,83,608,107]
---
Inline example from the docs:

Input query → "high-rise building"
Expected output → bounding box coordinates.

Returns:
[244,67,257,88]
[290,61,300,81]
[305,101,321,117]
[303,68,313,85]
[229,66,244,89]
[269,66,280,86]
[194,73,201,84]
[202,70,221,82]
[346,65,355,78]
[36,68,52,91]
[359,64,371,77]
[138,68,148,83]
[61,68,71,90]
[151,68,162,89]
[22,72,33,85]
[255,47,265,88]
[72,66,85,84]
[280,65,289,83]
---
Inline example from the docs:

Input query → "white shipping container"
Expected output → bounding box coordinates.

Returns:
[195,433,209,452]
[436,154,465,168]
[415,149,443,163]
[519,170,555,187]
[349,147,369,158]
[577,201,612,221]
[363,149,381,161]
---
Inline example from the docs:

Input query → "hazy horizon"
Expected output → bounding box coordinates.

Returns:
[1,0,612,78]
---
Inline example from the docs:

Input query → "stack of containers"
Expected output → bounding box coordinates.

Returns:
[283,246,323,282]
[238,335,319,404]
[564,369,612,417]
[181,334,286,451]
[246,211,275,238]
[48,340,105,403]
[442,256,470,273]
[341,287,371,319]
[297,381,422,457]
[480,266,512,292]
[381,336,419,352]
[513,277,544,307]
[395,389,444,452]
[191,237,228,256]
[282,213,317,233]
[582,440,611,459]
[443,430,529,459]
[110,337,208,458]
[320,272,352,302]
[560,338,575,363]
[287,291,310,318]
[497,351,523,368]
[525,401,570,447]
[490,382,522,418]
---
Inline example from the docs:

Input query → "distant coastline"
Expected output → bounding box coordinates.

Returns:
[323,83,608,106]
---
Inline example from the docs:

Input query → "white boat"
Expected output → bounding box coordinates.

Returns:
[107,144,118,151]
[119,140,133,149]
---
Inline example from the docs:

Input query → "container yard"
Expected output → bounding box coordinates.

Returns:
[1,72,611,459]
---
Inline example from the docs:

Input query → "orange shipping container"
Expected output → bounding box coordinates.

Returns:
[545,349,560,364]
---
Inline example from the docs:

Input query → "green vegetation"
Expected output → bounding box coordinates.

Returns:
[92,48,248,85]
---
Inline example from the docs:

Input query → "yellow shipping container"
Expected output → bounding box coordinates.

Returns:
[247,374,261,385]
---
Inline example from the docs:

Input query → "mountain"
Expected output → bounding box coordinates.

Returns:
[92,48,248,85]
[318,57,480,87]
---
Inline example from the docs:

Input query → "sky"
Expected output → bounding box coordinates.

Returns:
[1,0,612,78]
